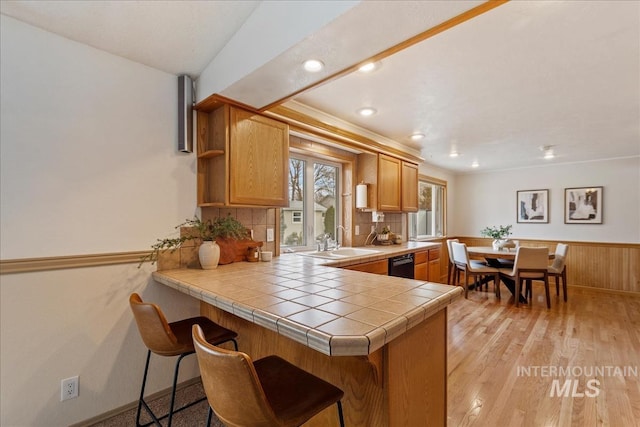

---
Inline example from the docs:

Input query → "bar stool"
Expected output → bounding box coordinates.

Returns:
[129,293,238,427]
[192,324,345,427]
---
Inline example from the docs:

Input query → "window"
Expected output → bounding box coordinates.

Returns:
[409,176,446,240]
[280,154,340,251]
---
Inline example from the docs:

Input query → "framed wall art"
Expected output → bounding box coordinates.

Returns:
[517,189,549,223]
[564,186,603,224]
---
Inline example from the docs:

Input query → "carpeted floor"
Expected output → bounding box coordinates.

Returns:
[89,381,223,427]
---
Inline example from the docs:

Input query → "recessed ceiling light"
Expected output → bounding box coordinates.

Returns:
[410,133,425,141]
[471,161,479,168]
[303,59,324,72]
[357,107,377,117]
[358,62,377,73]
[540,144,555,159]
[449,151,459,158]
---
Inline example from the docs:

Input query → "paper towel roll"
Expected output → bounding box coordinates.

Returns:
[356,183,368,209]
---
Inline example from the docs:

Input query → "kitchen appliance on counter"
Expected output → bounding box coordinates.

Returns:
[388,253,415,279]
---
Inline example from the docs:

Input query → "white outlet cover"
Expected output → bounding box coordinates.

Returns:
[266,228,274,242]
[61,376,79,401]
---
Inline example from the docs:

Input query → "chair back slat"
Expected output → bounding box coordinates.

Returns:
[451,242,471,266]
[129,293,178,354]
[192,325,279,427]
[551,243,569,271]
[446,239,459,264]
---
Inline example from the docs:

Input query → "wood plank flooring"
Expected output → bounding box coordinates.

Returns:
[447,284,640,427]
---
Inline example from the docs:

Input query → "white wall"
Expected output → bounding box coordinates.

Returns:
[1,16,201,426]
[452,157,640,243]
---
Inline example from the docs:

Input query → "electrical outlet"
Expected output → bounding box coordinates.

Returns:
[266,228,274,242]
[61,376,79,401]
[355,225,360,236]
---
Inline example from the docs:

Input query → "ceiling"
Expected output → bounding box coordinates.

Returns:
[1,1,638,173]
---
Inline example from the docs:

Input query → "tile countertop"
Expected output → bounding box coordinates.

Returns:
[152,242,463,357]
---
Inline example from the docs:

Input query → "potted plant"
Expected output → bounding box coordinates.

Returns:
[377,226,391,242]
[139,216,249,269]
[480,224,513,250]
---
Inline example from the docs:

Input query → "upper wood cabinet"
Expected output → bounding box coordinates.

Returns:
[378,154,402,212]
[401,161,418,212]
[197,105,289,207]
[357,152,419,212]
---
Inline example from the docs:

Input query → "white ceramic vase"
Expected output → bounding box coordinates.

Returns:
[198,240,220,269]
[492,239,503,251]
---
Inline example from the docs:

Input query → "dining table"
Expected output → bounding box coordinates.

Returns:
[466,246,555,302]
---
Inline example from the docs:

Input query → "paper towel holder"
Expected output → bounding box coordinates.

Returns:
[356,182,369,209]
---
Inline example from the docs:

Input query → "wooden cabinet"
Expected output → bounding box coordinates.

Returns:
[197,105,289,207]
[401,161,418,212]
[378,154,401,212]
[414,247,441,282]
[428,247,441,282]
[357,153,418,212]
[414,250,428,280]
[343,259,388,275]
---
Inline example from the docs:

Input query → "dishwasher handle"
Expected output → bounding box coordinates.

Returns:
[390,254,414,267]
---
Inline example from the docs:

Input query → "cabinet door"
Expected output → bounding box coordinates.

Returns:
[401,161,419,212]
[428,259,441,283]
[378,154,401,211]
[229,108,289,206]
[344,259,388,275]
[415,262,428,281]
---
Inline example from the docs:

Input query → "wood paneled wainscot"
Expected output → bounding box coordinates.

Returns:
[197,104,289,207]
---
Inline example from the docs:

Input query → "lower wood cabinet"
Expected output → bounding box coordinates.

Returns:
[414,248,441,282]
[343,259,388,275]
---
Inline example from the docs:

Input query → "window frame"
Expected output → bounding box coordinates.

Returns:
[281,153,342,252]
[409,174,447,240]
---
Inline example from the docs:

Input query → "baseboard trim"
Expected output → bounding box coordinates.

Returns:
[70,377,203,427]
[567,284,640,297]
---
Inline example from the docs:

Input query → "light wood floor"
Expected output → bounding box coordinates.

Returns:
[447,284,640,427]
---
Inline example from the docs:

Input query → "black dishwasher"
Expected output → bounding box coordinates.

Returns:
[388,253,415,279]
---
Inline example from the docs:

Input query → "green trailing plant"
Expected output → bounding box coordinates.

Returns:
[480,224,513,240]
[138,215,249,267]
[381,226,391,235]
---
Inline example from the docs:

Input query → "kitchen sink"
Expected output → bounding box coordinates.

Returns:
[297,247,382,259]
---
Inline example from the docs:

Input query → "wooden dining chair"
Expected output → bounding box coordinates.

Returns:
[446,239,459,286]
[499,247,550,308]
[192,325,345,427]
[549,243,569,302]
[451,242,501,299]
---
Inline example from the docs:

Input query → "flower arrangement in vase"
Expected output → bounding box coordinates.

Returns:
[480,224,513,250]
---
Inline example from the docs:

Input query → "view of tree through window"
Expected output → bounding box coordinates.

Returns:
[281,156,339,250]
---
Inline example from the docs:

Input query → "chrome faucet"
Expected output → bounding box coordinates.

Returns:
[335,225,349,250]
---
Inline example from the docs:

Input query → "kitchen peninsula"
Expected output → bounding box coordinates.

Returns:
[153,242,463,426]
